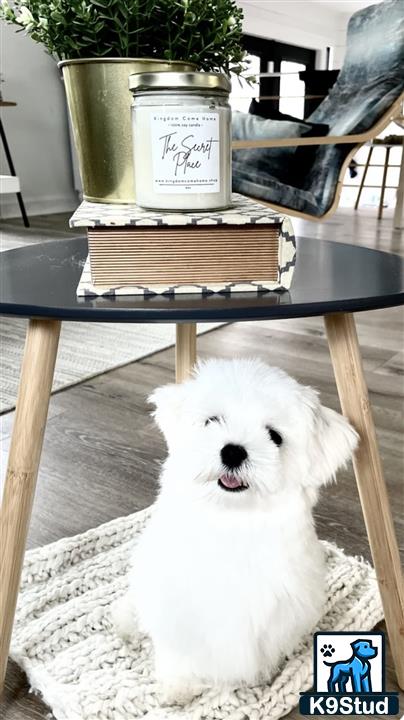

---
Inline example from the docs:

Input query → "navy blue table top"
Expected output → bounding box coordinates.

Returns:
[0,237,403,323]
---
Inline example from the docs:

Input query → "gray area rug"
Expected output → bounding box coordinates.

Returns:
[0,317,221,413]
[11,507,383,720]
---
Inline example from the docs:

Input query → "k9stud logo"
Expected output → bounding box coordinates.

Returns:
[299,632,399,715]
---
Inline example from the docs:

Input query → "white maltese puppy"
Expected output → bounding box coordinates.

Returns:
[114,358,358,703]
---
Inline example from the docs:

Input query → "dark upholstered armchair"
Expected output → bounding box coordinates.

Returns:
[232,0,404,221]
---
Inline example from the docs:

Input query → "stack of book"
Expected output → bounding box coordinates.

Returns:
[70,193,296,297]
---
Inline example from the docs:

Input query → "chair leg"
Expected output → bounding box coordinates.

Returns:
[175,323,197,383]
[16,192,30,229]
[393,141,404,230]
[378,146,391,220]
[355,145,373,211]
[324,313,404,690]
[0,319,61,693]
[0,118,29,228]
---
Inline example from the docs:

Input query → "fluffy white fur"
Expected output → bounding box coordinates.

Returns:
[113,359,358,703]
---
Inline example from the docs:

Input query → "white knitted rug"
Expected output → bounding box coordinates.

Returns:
[12,508,383,720]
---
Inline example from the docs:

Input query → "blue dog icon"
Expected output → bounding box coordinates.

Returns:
[324,639,378,693]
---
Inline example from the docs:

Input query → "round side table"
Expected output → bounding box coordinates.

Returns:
[0,236,403,692]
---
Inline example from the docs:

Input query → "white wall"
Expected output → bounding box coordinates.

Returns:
[239,0,349,69]
[0,24,77,218]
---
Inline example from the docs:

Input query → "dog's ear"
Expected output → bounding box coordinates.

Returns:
[302,387,358,495]
[148,383,187,446]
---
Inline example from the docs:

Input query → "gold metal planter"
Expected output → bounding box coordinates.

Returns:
[59,58,196,203]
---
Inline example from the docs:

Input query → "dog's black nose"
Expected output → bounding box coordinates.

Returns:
[221,444,248,469]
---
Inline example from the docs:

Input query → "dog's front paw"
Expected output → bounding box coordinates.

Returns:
[110,593,139,642]
[159,681,206,707]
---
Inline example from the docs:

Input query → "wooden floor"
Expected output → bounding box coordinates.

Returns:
[1,207,403,719]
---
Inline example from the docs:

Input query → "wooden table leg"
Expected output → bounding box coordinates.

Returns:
[324,312,404,689]
[175,323,197,383]
[0,319,61,693]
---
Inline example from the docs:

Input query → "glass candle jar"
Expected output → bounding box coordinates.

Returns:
[129,72,231,211]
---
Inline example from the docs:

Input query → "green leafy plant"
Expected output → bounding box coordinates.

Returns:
[0,0,247,74]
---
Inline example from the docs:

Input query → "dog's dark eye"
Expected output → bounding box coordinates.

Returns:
[205,415,221,426]
[266,426,283,446]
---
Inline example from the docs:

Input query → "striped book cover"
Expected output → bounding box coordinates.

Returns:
[70,194,296,297]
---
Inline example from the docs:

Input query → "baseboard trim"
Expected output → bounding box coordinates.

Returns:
[0,193,78,218]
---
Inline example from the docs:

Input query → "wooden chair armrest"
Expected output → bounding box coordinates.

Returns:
[232,133,368,149]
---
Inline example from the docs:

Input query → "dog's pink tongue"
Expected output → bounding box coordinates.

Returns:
[220,474,243,489]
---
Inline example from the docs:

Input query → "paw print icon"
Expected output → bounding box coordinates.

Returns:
[320,644,335,658]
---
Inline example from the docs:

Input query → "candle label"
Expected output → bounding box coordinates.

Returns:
[151,112,220,193]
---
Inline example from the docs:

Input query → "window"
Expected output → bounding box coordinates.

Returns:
[230,36,316,119]
[230,54,260,113]
[279,61,306,120]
